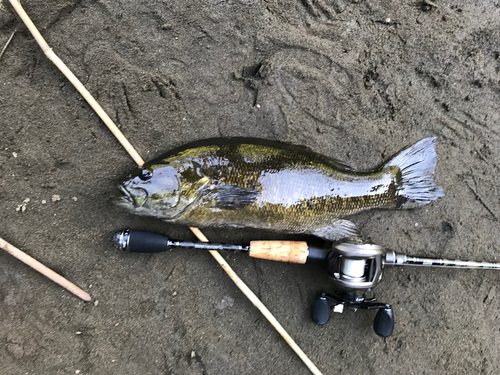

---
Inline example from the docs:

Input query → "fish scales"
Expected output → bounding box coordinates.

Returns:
[160,144,395,225]
[117,138,443,241]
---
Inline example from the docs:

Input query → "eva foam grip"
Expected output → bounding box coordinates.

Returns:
[127,230,171,253]
[249,240,309,264]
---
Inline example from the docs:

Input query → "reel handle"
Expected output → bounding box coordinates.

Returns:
[311,293,395,337]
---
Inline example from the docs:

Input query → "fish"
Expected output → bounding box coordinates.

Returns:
[116,137,444,241]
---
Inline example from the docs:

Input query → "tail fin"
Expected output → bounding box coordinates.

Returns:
[385,137,444,208]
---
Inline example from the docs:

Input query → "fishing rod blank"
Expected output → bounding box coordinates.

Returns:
[385,250,500,269]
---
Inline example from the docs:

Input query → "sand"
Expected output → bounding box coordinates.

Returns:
[1,1,499,374]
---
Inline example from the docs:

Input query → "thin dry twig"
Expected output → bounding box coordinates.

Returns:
[8,0,144,167]
[0,237,91,301]
[0,28,17,61]
[423,0,439,8]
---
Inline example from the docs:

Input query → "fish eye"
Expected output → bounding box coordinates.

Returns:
[139,169,153,181]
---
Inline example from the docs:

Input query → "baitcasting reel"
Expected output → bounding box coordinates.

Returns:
[311,243,394,337]
[114,229,500,337]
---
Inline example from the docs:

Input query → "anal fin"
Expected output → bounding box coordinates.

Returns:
[313,220,362,242]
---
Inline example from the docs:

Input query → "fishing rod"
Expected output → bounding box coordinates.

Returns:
[114,229,500,337]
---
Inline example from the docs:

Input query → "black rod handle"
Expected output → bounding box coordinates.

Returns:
[113,229,250,254]
[114,229,171,253]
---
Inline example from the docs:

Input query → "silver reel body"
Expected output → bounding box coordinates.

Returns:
[328,243,385,297]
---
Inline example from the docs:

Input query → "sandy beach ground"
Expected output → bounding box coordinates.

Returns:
[1,1,499,374]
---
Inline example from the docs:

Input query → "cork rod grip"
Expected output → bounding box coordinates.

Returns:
[249,241,309,264]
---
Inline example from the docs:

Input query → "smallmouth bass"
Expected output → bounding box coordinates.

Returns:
[116,138,444,241]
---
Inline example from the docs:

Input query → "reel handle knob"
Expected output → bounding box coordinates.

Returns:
[113,229,172,253]
[311,295,331,325]
[373,305,394,337]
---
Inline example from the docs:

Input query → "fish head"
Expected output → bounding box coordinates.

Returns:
[116,161,210,219]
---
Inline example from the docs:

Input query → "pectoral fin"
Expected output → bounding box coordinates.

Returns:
[313,220,361,242]
[215,185,259,209]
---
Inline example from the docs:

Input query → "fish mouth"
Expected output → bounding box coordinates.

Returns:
[118,185,148,208]
[118,185,132,203]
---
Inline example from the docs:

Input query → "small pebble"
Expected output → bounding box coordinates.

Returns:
[41,200,47,204]
[415,222,419,227]
[12,152,17,158]
[76,331,82,335]
[191,351,196,358]
[52,194,61,202]
[172,291,177,296]
[72,197,78,202]
[94,300,99,306]
[215,295,235,310]
[385,17,391,23]
[16,198,30,212]
[256,104,261,108]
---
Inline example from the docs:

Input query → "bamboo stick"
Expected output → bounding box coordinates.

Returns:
[8,0,144,167]
[0,237,91,301]
[9,1,323,373]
